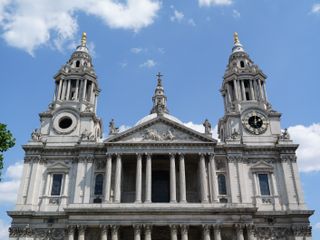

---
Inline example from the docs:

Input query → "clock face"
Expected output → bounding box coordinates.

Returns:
[242,111,268,135]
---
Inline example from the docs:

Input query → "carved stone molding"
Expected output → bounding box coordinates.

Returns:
[292,225,312,237]
[280,154,297,163]
[227,155,243,163]
[9,227,65,240]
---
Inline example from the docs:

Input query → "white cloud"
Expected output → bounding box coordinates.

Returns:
[0,0,161,54]
[118,125,131,133]
[188,18,196,26]
[288,123,320,172]
[170,10,184,22]
[0,162,23,204]
[311,3,320,13]
[232,9,240,18]
[315,222,320,229]
[0,219,9,240]
[131,47,143,54]
[140,59,156,68]
[199,0,232,7]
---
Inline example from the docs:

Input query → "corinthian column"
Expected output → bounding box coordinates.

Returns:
[199,154,209,203]
[235,224,244,240]
[144,225,152,240]
[101,225,108,240]
[104,154,112,202]
[179,154,187,203]
[246,224,255,240]
[180,225,188,240]
[114,154,122,203]
[111,225,119,240]
[67,225,75,240]
[203,225,211,240]
[170,154,177,203]
[78,225,86,240]
[145,154,152,203]
[133,225,142,240]
[135,154,142,203]
[209,154,218,202]
[170,225,178,240]
[213,225,221,240]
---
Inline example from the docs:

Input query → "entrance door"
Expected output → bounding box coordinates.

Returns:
[152,170,170,202]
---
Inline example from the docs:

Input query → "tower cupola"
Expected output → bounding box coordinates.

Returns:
[150,72,169,115]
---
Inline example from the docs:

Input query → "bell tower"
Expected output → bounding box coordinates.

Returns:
[35,32,102,145]
[218,33,281,145]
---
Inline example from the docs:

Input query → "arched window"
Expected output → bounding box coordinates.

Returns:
[240,60,245,68]
[94,174,103,195]
[76,60,80,67]
[218,174,227,195]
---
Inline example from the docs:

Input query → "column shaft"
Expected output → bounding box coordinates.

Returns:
[134,225,141,240]
[105,155,112,202]
[114,155,122,203]
[145,154,152,203]
[78,227,86,240]
[68,227,75,240]
[179,155,187,203]
[111,226,119,240]
[170,154,177,203]
[213,226,221,240]
[101,226,108,240]
[236,227,244,240]
[181,225,188,240]
[135,154,142,203]
[170,225,178,240]
[144,226,152,240]
[203,225,211,240]
[209,155,218,202]
[233,79,239,101]
[249,80,255,100]
[241,80,246,100]
[199,154,209,203]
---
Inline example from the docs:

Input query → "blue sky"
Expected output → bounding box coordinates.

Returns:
[0,0,320,238]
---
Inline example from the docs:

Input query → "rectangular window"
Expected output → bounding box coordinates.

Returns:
[258,174,270,196]
[51,174,63,196]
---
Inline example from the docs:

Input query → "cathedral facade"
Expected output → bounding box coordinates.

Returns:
[8,33,313,240]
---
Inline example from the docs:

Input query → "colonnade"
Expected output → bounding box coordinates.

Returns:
[103,153,218,203]
[67,224,255,240]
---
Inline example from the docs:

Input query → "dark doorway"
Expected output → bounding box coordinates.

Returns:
[152,170,170,202]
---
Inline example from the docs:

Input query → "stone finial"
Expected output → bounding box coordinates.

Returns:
[234,32,240,44]
[81,32,87,46]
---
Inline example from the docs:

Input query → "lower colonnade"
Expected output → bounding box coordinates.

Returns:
[67,224,255,240]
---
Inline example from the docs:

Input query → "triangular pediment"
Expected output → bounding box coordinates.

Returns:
[47,162,70,173]
[105,115,216,143]
[250,160,274,172]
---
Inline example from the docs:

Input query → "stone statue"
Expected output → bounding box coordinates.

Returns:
[31,128,42,142]
[164,129,175,140]
[231,128,240,139]
[203,119,211,135]
[109,119,119,135]
[280,128,290,140]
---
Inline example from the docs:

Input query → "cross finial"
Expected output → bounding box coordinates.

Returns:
[81,32,87,46]
[234,32,240,44]
[156,72,163,80]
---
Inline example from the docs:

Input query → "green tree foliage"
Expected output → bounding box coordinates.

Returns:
[0,123,15,181]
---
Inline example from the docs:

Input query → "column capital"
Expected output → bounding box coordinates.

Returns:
[213,224,221,230]
[116,153,121,159]
[67,225,76,234]
[133,224,142,233]
[169,153,176,158]
[77,225,87,233]
[111,225,119,234]
[143,224,153,233]
[202,224,211,233]
[179,153,185,159]
[100,224,109,232]
[180,224,189,233]
[136,153,142,158]
[170,224,178,232]
[234,223,245,232]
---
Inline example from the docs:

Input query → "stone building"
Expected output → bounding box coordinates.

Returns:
[8,33,313,240]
